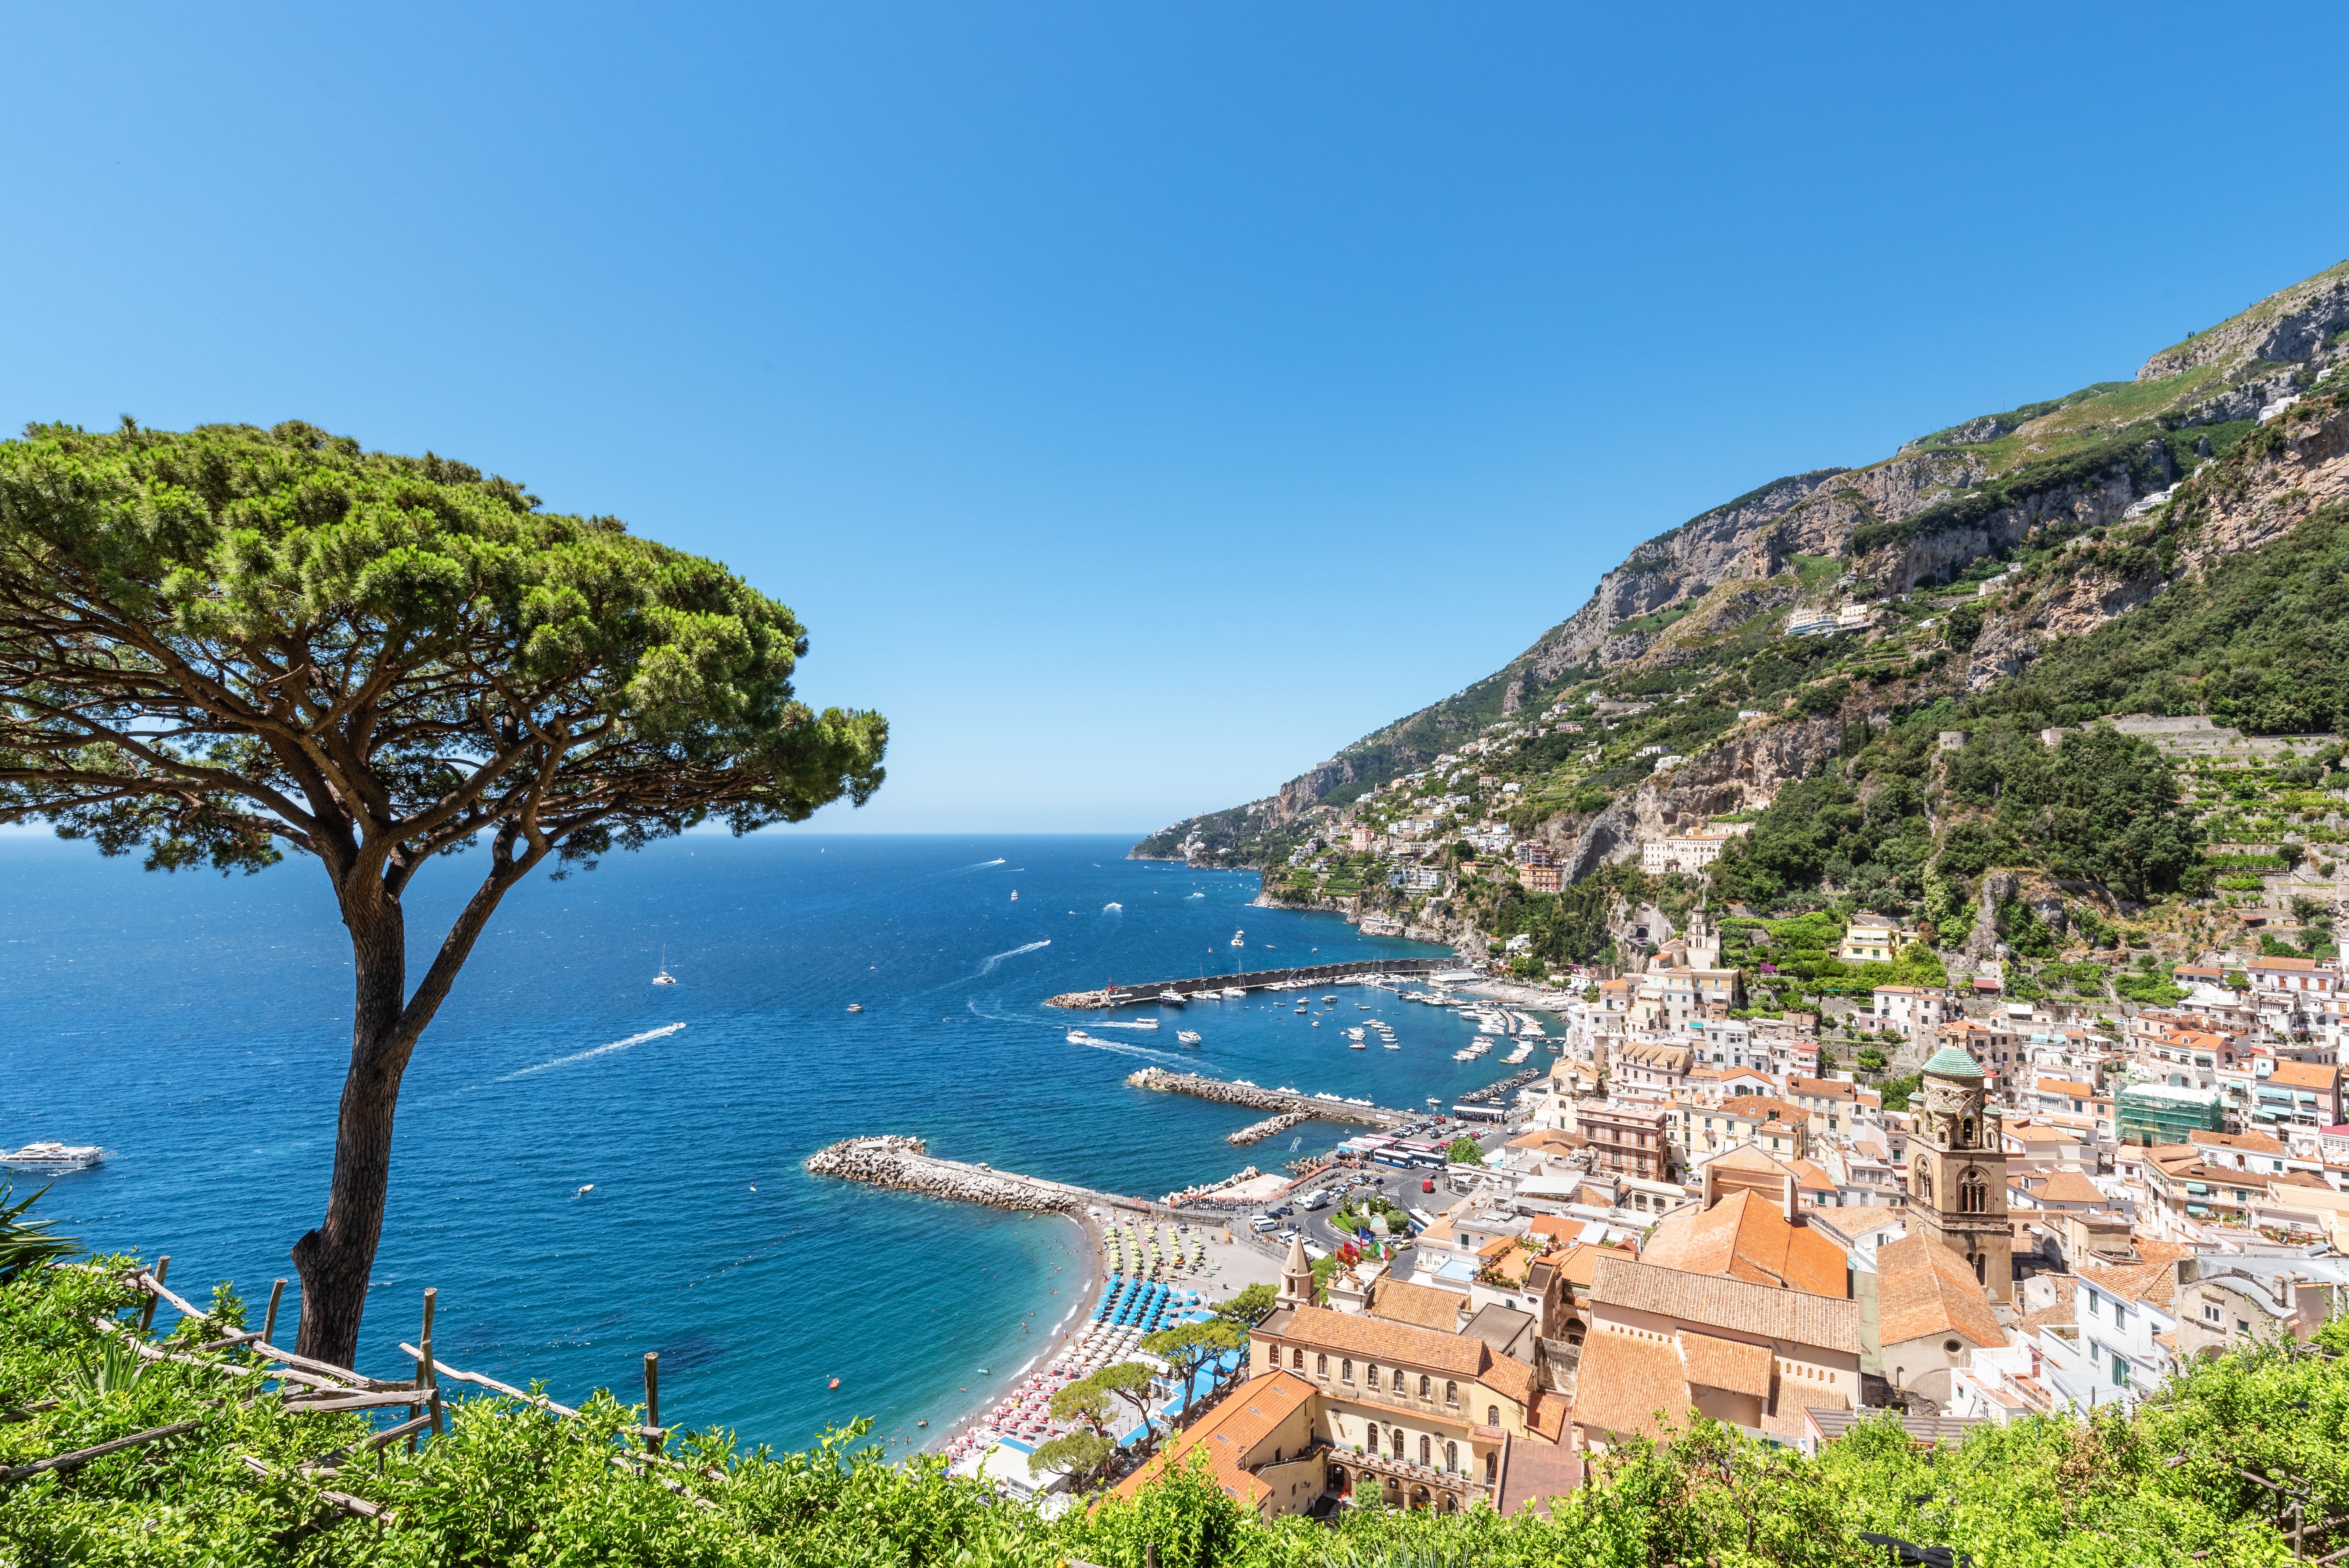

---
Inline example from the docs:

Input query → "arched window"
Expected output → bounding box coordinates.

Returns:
[1316,1353,1328,1378]
[1445,1440,1459,1472]
[1918,1167,1934,1203]
[1391,1427,1405,1459]
[1418,1374,1432,1398]
[1419,1434,1431,1466]
[1391,1368,1406,1393]
[1487,1404,1500,1427]
[1961,1117,1975,1146]
[1366,1362,1380,1387]
[1292,1348,1305,1370]
[1485,1450,1497,1483]
[1342,1358,1354,1384]
[1366,1421,1380,1450]
[1973,1254,1987,1285]
[1444,1380,1458,1405]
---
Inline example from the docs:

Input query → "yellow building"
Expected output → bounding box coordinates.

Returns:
[1837,917,1910,965]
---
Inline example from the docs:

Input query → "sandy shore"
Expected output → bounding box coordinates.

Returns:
[924,1206,1290,1460]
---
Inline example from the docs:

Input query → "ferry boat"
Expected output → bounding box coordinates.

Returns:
[1177,1030,1202,1045]
[0,1141,103,1171]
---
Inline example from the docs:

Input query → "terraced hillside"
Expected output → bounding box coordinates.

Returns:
[1136,263,2349,925]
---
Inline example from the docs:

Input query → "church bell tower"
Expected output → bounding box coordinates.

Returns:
[1279,1232,1315,1309]
[1909,1046,2012,1302]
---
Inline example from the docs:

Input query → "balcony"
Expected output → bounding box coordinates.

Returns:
[1331,1444,1486,1502]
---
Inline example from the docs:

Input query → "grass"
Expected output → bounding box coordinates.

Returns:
[1789,553,1841,590]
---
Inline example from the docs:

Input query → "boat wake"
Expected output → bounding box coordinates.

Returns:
[977,939,1050,975]
[1068,1034,1191,1067]
[1082,1019,1160,1032]
[1101,903,1122,914]
[497,1022,686,1081]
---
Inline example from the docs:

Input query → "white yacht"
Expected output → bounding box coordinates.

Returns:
[1158,990,1186,1006]
[1219,985,1244,998]
[1177,1030,1202,1045]
[1230,929,1245,947]
[0,1141,103,1171]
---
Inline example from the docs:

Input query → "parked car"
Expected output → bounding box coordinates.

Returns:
[1248,1215,1278,1233]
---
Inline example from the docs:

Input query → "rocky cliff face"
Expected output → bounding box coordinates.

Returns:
[1966,397,2349,685]
[2136,264,2349,382]
[1143,262,2349,863]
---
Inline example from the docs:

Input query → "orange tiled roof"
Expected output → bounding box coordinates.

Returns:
[1367,1278,1465,1332]
[1679,1330,1772,1397]
[1571,1327,1690,1441]
[1110,1369,1315,1505]
[1875,1233,2003,1350]
[1592,1257,1860,1353]
[2023,1170,2106,1205]
[2267,1061,2340,1091]
[1483,1353,1537,1406]
[1265,1304,1491,1376]
[1636,1189,1849,1298]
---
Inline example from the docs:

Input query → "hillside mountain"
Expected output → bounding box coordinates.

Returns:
[1135,262,2349,897]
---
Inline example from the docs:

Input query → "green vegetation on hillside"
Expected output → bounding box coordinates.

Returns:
[1982,489,2349,736]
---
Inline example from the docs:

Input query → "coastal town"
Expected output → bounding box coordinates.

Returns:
[871,880,2349,1520]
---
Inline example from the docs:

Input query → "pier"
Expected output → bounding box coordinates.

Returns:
[806,1135,1286,1217]
[1124,1066,1419,1129]
[805,1135,1116,1214]
[1046,957,1461,1010]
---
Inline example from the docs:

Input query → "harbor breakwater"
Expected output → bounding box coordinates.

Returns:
[1125,1066,1415,1129]
[805,1135,1106,1214]
[1226,1111,1310,1146]
[1047,957,1458,1010]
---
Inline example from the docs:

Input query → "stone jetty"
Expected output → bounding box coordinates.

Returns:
[1458,1067,1545,1105]
[1225,1111,1310,1147]
[1125,1067,1415,1129]
[1046,957,1455,1010]
[805,1135,1111,1214]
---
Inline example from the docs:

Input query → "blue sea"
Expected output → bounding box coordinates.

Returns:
[0,833,1528,1451]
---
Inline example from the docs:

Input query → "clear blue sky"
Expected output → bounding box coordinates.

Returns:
[4,4,2344,834]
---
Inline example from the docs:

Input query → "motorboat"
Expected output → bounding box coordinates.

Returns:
[1230,929,1245,947]
[1177,1030,1202,1045]
[1158,990,1186,1006]
[1220,985,1244,998]
[1349,1038,1367,1050]
[0,1141,103,1171]
[847,1003,863,1014]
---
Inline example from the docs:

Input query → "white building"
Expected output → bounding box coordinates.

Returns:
[1638,824,1752,875]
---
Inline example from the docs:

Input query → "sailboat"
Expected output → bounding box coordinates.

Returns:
[652,945,678,985]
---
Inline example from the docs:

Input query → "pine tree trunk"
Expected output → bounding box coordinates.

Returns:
[289,887,409,1368]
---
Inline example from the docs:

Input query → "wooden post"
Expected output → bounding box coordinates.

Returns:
[262,1279,286,1348]
[1146,1543,1159,1568]
[643,1352,662,1453]
[419,1289,442,1437]
[642,1352,662,1452]
[137,1255,171,1335]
